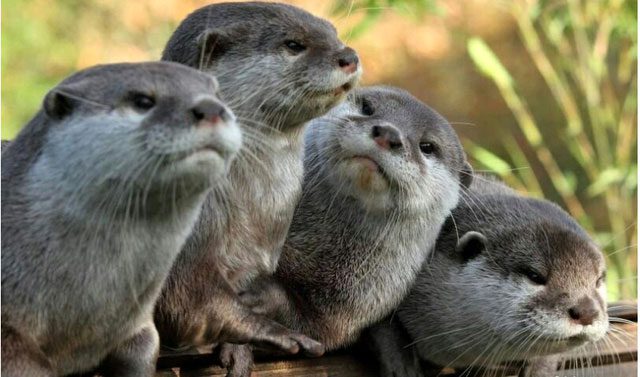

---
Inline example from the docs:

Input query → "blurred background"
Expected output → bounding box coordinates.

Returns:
[2,0,637,300]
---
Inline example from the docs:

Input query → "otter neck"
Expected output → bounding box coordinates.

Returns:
[282,188,436,349]
[233,107,309,134]
[293,181,433,254]
[212,119,306,290]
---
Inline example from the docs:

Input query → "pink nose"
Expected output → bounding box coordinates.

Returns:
[371,125,402,150]
[337,47,359,74]
[339,60,357,74]
[568,297,599,326]
[192,99,226,127]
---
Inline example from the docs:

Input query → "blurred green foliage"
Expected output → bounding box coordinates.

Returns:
[465,0,637,301]
[332,0,441,39]
[2,0,86,138]
[2,0,180,139]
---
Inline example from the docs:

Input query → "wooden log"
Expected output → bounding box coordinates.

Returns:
[156,302,637,376]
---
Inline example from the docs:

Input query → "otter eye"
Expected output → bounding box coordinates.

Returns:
[361,98,374,116]
[284,40,306,54]
[519,267,547,285]
[420,142,437,155]
[130,93,155,112]
[596,272,606,288]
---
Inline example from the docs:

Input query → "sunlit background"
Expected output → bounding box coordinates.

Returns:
[2,0,637,300]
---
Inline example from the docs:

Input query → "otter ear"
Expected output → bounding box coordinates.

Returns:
[43,88,79,120]
[460,161,474,189]
[456,231,487,262]
[196,28,236,65]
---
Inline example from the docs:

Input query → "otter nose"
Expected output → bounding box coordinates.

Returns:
[191,99,227,125]
[337,47,359,74]
[371,124,402,150]
[568,297,599,326]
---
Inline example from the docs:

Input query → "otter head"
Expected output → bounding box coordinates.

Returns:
[304,86,472,214]
[162,2,362,131]
[35,62,241,218]
[439,196,608,365]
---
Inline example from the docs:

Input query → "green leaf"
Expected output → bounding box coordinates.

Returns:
[469,145,512,176]
[563,171,578,194]
[605,263,620,302]
[467,38,513,88]
[586,168,626,197]
[625,164,637,190]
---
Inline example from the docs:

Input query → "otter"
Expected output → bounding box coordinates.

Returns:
[367,177,609,377]
[240,86,473,359]
[1,62,241,377]
[155,1,361,362]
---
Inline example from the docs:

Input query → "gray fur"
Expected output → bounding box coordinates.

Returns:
[1,62,241,376]
[364,319,423,377]
[156,1,361,355]
[374,176,608,374]
[244,86,472,352]
[162,2,359,131]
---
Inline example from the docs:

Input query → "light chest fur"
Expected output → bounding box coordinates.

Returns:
[2,157,206,375]
[326,217,439,344]
[214,130,304,291]
[280,181,457,350]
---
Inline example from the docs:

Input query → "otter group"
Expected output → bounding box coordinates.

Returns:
[1,2,609,377]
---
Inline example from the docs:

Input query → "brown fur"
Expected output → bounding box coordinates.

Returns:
[2,324,54,377]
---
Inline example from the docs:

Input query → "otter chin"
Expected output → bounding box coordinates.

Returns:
[352,155,381,172]
[519,334,590,356]
[327,81,356,97]
[336,82,354,94]
[340,156,388,194]
[167,150,228,183]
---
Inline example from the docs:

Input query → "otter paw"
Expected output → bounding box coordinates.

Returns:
[288,333,324,357]
[260,334,300,354]
[220,343,253,377]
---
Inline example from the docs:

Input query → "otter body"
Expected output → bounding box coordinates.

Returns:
[369,177,608,376]
[156,1,361,356]
[244,86,472,351]
[1,62,241,376]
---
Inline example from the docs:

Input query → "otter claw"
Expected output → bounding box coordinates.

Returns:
[290,333,325,357]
